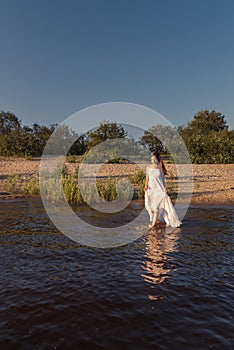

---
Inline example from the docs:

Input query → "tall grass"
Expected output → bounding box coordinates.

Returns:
[130,168,146,200]
[4,165,178,202]
[22,179,40,195]
[97,178,117,202]
[4,174,19,194]
[5,175,40,195]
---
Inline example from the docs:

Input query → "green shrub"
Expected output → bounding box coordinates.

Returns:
[131,168,146,185]
[107,158,122,164]
[137,182,145,199]
[66,155,79,163]
[25,154,33,161]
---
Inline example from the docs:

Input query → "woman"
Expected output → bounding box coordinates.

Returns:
[144,151,181,229]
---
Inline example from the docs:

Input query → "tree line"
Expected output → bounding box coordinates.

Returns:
[0,109,233,163]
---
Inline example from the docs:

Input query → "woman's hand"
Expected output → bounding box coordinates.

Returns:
[144,178,149,192]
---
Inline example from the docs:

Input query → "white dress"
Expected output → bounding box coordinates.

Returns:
[145,167,181,228]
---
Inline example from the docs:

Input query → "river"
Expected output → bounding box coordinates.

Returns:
[0,198,233,349]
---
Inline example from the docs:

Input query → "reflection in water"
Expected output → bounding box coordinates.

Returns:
[142,227,180,300]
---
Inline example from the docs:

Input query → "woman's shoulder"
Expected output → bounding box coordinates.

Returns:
[147,165,154,170]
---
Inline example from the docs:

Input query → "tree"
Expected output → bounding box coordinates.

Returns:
[20,123,55,157]
[140,126,164,153]
[0,111,57,157]
[140,125,181,154]
[0,111,23,156]
[203,129,234,163]
[0,111,21,135]
[82,121,128,163]
[183,109,228,134]
[44,124,82,155]
[69,134,87,155]
[86,121,127,150]
[180,109,233,163]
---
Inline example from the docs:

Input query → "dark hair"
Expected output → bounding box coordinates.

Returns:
[151,150,167,175]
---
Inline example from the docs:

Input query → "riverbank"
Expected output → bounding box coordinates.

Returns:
[0,157,233,204]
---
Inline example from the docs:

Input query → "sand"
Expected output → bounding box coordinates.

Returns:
[0,157,233,205]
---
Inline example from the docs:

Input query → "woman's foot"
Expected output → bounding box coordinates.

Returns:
[156,220,166,226]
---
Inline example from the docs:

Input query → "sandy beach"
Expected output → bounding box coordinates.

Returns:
[0,157,233,205]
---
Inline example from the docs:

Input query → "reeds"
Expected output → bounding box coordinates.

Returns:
[4,174,19,194]
[4,166,178,202]
[4,175,40,195]
[130,168,146,200]
[22,178,40,195]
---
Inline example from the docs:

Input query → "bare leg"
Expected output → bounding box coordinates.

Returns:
[149,210,158,228]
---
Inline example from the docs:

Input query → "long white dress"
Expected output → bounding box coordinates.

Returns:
[145,167,181,228]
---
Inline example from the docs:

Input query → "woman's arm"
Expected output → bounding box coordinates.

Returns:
[144,167,149,191]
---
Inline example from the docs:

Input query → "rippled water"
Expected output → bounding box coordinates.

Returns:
[0,199,233,350]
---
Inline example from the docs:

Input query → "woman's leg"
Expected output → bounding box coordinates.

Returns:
[149,210,158,228]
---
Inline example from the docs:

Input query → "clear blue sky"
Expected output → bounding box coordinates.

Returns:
[0,0,234,129]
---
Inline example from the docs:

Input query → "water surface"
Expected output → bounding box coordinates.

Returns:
[0,199,233,349]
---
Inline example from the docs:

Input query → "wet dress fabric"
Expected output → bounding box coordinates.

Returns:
[145,167,181,228]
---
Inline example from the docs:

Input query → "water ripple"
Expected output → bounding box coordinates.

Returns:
[0,199,233,349]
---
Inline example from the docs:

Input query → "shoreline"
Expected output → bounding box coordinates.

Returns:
[0,194,233,208]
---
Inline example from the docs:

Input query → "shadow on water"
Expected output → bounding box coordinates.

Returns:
[0,198,233,350]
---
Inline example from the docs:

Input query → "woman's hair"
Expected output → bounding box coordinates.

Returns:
[151,151,167,175]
